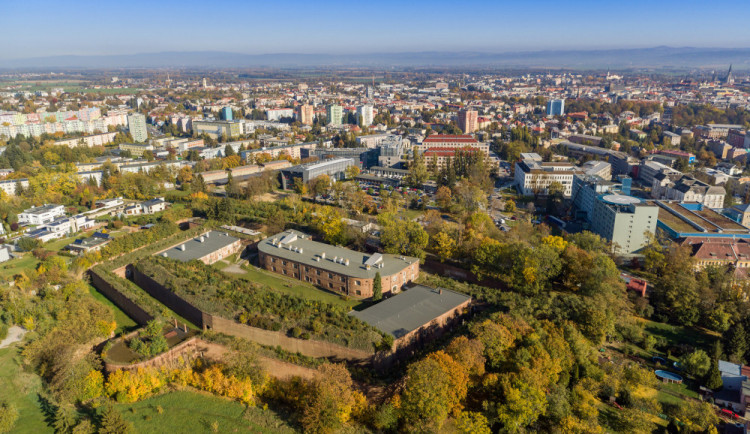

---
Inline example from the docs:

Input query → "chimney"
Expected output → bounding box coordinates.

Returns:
[320,252,326,259]
[205,232,210,238]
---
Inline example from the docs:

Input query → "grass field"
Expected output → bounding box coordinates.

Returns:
[117,390,297,434]
[234,264,363,311]
[0,254,38,279]
[0,347,52,433]
[639,319,719,351]
[87,285,138,335]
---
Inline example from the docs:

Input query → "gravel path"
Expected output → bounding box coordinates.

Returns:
[0,326,26,348]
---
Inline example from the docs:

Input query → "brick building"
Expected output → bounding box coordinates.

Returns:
[257,230,419,299]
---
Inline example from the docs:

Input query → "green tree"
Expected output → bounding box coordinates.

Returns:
[53,405,76,434]
[680,349,711,378]
[373,272,382,301]
[406,147,428,188]
[98,405,132,434]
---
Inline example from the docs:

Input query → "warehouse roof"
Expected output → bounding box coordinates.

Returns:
[159,231,239,262]
[351,285,471,338]
[258,230,417,279]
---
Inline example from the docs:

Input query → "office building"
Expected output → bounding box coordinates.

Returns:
[514,153,580,197]
[357,105,374,127]
[590,195,658,254]
[546,99,565,116]
[127,113,148,143]
[266,108,294,122]
[297,104,314,125]
[220,106,233,121]
[457,109,478,133]
[651,175,725,209]
[279,158,356,189]
[119,143,155,157]
[192,120,242,140]
[258,230,420,299]
[326,104,343,126]
[417,135,489,155]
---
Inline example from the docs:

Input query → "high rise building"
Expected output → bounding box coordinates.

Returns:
[127,113,148,143]
[297,104,314,125]
[327,104,343,126]
[546,99,565,116]
[357,105,374,127]
[220,106,233,121]
[366,86,374,99]
[457,109,478,133]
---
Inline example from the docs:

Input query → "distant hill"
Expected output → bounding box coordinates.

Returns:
[3,47,750,69]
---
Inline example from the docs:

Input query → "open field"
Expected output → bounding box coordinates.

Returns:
[0,347,52,433]
[639,318,719,351]
[117,390,297,434]
[0,254,38,279]
[232,263,364,311]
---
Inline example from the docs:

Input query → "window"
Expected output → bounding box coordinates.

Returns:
[272,266,276,271]
[282,270,286,275]
[328,273,333,278]
[328,283,333,288]
[356,290,361,296]
[355,280,361,286]
[316,270,321,275]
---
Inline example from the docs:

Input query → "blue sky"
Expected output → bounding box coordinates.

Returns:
[2,0,749,60]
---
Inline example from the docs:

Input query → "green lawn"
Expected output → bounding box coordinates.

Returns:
[87,285,138,335]
[0,347,52,433]
[117,390,296,434]
[0,254,38,280]
[234,264,364,311]
[640,319,718,352]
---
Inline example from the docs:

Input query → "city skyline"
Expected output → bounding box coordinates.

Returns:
[3,0,750,62]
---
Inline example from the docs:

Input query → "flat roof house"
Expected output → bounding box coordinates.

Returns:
[351,284,471,349]
[158,231,242,265]
[257,230,419,298]
[18,204,65,225]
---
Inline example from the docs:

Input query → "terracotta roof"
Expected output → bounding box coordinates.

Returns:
[423,135,478,144]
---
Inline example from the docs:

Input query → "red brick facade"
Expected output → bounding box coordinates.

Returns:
[258,251,419,298]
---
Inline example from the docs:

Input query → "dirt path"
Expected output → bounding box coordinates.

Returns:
[0,326,26,348]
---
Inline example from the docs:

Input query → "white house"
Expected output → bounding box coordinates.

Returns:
[18,204,66,225]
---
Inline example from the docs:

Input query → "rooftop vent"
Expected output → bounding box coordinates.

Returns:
[205,232,210,238]
[179,244,186,251]
[320,252,326,259]
[344,259,349,266]
[198,236,205,243]
[162,252,168,257]
[299,248,303,254]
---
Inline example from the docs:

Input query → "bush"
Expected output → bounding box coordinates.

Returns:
[0,401,19,434]
[290,327,303,338]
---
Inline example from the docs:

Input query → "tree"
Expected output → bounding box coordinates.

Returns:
[680,350,711,378]
[53,405,76,434]
[433,230,456,262]
[224,144,236,157]
[379,218,429,260]
[406,146,428,188]
[504,199,516,213]
[98,405,132,434]
[435,186,452,210]
[373,272,382,301]
[400,352,468,433]
[345,165,360,180]
[705,358,723,390]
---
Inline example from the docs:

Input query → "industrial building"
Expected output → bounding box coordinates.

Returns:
[257,230,420,298]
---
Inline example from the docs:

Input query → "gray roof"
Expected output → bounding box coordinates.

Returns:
[258,230,417,279]
[350,285,471,338]
[160,231,239,262]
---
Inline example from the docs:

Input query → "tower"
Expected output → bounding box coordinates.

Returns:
[725,65,735,86]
